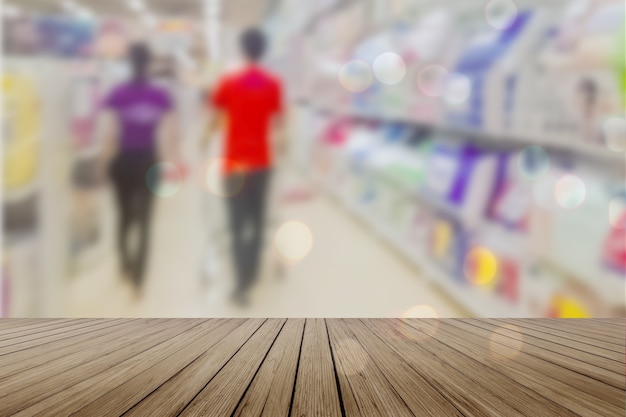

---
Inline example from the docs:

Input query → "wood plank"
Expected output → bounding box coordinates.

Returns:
[0,318,136,379]
[0,318,623,417]
[0,319,43,330]
[468,319,623,372]
[0,319,76,335]
[340,319,465,417]
[423,319,625,416]
[290,318,342,417]
[3,319,201,416]
[178,319,286,417]
[327,319,414,417]
[0,319,98,348]
[118,319,266,417]
[488,319,623,362]
[0,319,93,342]
[504,319,625,354]
[232,318,305,417]
[50,319,247,416]
[456,320,625,389]
[363,319,574,417]
[523,319,625,346]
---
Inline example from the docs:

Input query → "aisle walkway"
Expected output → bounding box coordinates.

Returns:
[65,163,464,318]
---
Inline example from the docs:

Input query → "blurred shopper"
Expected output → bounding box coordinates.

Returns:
[203,28,285,305]
[100,42,177,298]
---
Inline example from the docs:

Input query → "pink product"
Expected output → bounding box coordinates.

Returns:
[602,212,626,275]
[322,119,351,146]
[71,78,102,148]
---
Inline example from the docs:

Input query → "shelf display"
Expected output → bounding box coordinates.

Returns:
[3,70,41,236]
[305,98,624,316]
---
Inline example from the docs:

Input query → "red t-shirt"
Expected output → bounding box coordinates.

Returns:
[210,65,283,173]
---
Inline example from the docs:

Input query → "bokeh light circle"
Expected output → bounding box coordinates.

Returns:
[203,158,245,198]
[484,0,518,30]
[416,65,448,97]
[333,339,371,376]
[554,174,586,209]
[443,72,472,104]
[338,60,373,93]
[372,52,406,85]
[146,162,182,198]
[398,305,440,341]
[489,324,524,361]
[274,221,314,263]
[602,117,626,152]
[608,196,626,229]
[517,146,550,180]
[401,304,439,318]
[464,247,498,286]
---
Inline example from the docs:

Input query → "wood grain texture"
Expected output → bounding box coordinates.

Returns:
[0,318,623,417]
[290,318,343,417]
[232,318,305,417]
[122,318,265,417]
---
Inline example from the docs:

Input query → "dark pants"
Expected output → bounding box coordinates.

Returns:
[110,151,157,288]
[225,169,271,294]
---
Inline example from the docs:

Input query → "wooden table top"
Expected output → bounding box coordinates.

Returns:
[0,318,624,416]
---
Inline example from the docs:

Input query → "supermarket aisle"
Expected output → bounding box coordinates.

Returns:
[64,163,464,318]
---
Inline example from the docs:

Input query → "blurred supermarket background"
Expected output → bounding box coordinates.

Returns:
[1,0,625,318]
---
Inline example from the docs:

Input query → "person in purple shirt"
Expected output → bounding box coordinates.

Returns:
[101,42,177,298]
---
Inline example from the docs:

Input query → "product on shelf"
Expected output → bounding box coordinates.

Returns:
[2,72,40,191]
[445,9,536,133]
[404,8,457,122]
[422,139,498,228]
[532,0,624,146]
[487,151,532,230]
[602,206,626,275]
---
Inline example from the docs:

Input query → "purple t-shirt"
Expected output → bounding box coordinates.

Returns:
[104,81,172,151]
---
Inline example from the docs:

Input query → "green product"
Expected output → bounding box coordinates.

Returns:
[613,21,626,106]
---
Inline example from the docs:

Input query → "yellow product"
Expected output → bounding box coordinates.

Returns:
[433,221,452,259]
[550,295,590,318]
[3,73,40,191]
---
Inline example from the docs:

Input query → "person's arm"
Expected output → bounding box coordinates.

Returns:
[201,80,229,151]
[160,111,179,162]
[99,110,119,165]
[201,109,225,151]
[273,112,288,161]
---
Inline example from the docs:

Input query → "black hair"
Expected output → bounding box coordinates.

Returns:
[128,42,152,81]
[240,27,267,62]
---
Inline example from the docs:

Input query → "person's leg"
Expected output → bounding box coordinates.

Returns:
[244,170,272,292]
[130,154,157,290]
[110,157,134,277]
[225,174,248,296]
[132,187,154,289]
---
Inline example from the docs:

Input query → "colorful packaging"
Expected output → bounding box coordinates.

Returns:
[2,72,40,191]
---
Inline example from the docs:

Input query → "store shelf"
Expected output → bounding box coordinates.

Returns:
[301,101,625,167]
[539,253,626,308]
[3,180,41,205]
[311,170,531,317]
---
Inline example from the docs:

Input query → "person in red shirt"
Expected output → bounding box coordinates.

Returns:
[203,27,285,305]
